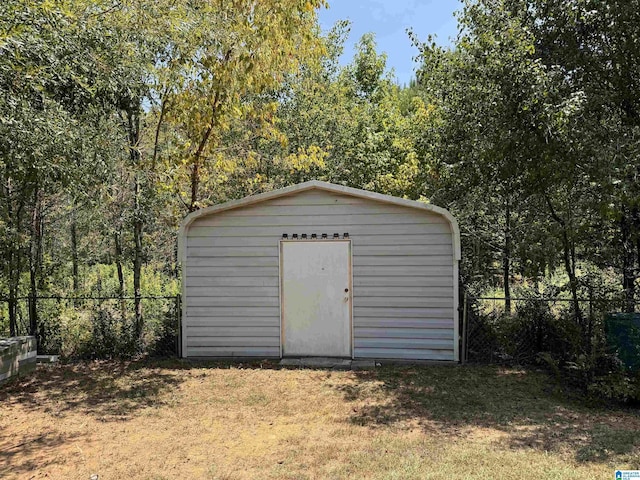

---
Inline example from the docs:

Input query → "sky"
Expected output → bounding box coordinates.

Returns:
[317,0,461,85]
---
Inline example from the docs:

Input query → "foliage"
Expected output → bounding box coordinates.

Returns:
[0,0,639,372]
[467,290,640,403]
[157,0,327,211]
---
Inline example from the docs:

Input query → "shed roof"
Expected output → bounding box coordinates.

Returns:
[179,180,461,260]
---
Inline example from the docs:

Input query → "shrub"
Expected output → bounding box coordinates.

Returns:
[466,293,640,403]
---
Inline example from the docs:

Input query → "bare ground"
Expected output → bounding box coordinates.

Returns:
[1,360,639,479]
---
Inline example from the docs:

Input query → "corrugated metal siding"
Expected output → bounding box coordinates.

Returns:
[184,189,455,360]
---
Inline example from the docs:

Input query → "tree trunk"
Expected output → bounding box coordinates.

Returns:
[114,231,125,297]
[7,244,19,337]
[188,87,225,213]
[173,235,179,279]
[152,96,169,171]
[565,232,582,324]
[503,194,511,314]
[114,230,126,320]
[7,228,21,338]
[28,184,43,341]
[126,104,144,349]
[621,209,636,313]
[545,196,583,325]
[628,205,639,313]
[71,206,79,295]
[133,174,143,345]
[7,227,22,338]
[4,176,18,336]
[189,159,200,213]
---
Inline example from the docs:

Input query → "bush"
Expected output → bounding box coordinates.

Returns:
[466,293,640,403]
[466,296,583,364]
[33,297,179,360]
[563,353,640,403]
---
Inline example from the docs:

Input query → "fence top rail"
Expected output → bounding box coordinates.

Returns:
[0,295,180,301]
[471,296,640,303]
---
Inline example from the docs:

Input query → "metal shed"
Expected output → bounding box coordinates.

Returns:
[178,180,461,361]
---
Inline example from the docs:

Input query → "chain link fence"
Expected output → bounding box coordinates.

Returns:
[460,294,640,365]
[2,290,635,364]
[0,295,181,359]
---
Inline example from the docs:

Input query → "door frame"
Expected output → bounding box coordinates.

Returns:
[278,239,353,358]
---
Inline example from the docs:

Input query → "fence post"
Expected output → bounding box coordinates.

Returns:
[175,294,182,358]
[587,288,594,357]
[28,293,38,338]
[461,291,468,364]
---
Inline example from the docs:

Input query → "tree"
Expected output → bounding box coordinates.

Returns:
[415,0,640,319]
[158,0,327,212]
[524,0,640,311]
[414,2,569,311]
[0,0,115,340]
[267,28,433,198]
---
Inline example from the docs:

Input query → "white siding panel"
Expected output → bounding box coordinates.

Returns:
[354,266,452,276]
[353,245,453,256]
[188,233,453,247]
[188,347,280,357]
[188,236,279,247]
[187,266,278,277]
[355,337,454,348]
[194,212,447,227]
[186,276,279,287]
[354,276,453,287]
[187,326,279,337]
[355,286,453,297]
[354,318,454,329]
[186,296,279,307]
[355,327,454,339]
[354,255,453,266]
[184,188,456,360]
[350,234,453,246]
[187,337,279,348]
[354,297,453,308]
[187,306,278,317]
[186,256,277,267]
[354,348,454,361]
[188,246,278,257]
[354,307,454,318]
[187,286,278,297]
[188,223,452,237]
[188,317,279,327]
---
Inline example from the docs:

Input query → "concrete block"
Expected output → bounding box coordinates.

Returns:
[351,360,376,371]
[17,336,37,354]
[0,336,37,385]
[0,339,19,384]
[37,354,60,364]
[300,357,351,369]
[279,358,301,366]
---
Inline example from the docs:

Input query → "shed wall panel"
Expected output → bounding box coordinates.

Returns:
[184,189,456,360]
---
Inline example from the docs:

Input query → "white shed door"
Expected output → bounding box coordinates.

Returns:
[281,241,351,357]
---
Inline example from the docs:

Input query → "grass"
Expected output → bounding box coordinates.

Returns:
[1,360,639,479]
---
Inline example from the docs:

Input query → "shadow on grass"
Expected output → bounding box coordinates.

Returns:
[333,365,640,464]
[3,358,639,467]
[0,431,84,478]
[0,359,184,422]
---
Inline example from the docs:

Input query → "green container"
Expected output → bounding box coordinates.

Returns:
[605,313,640,371]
